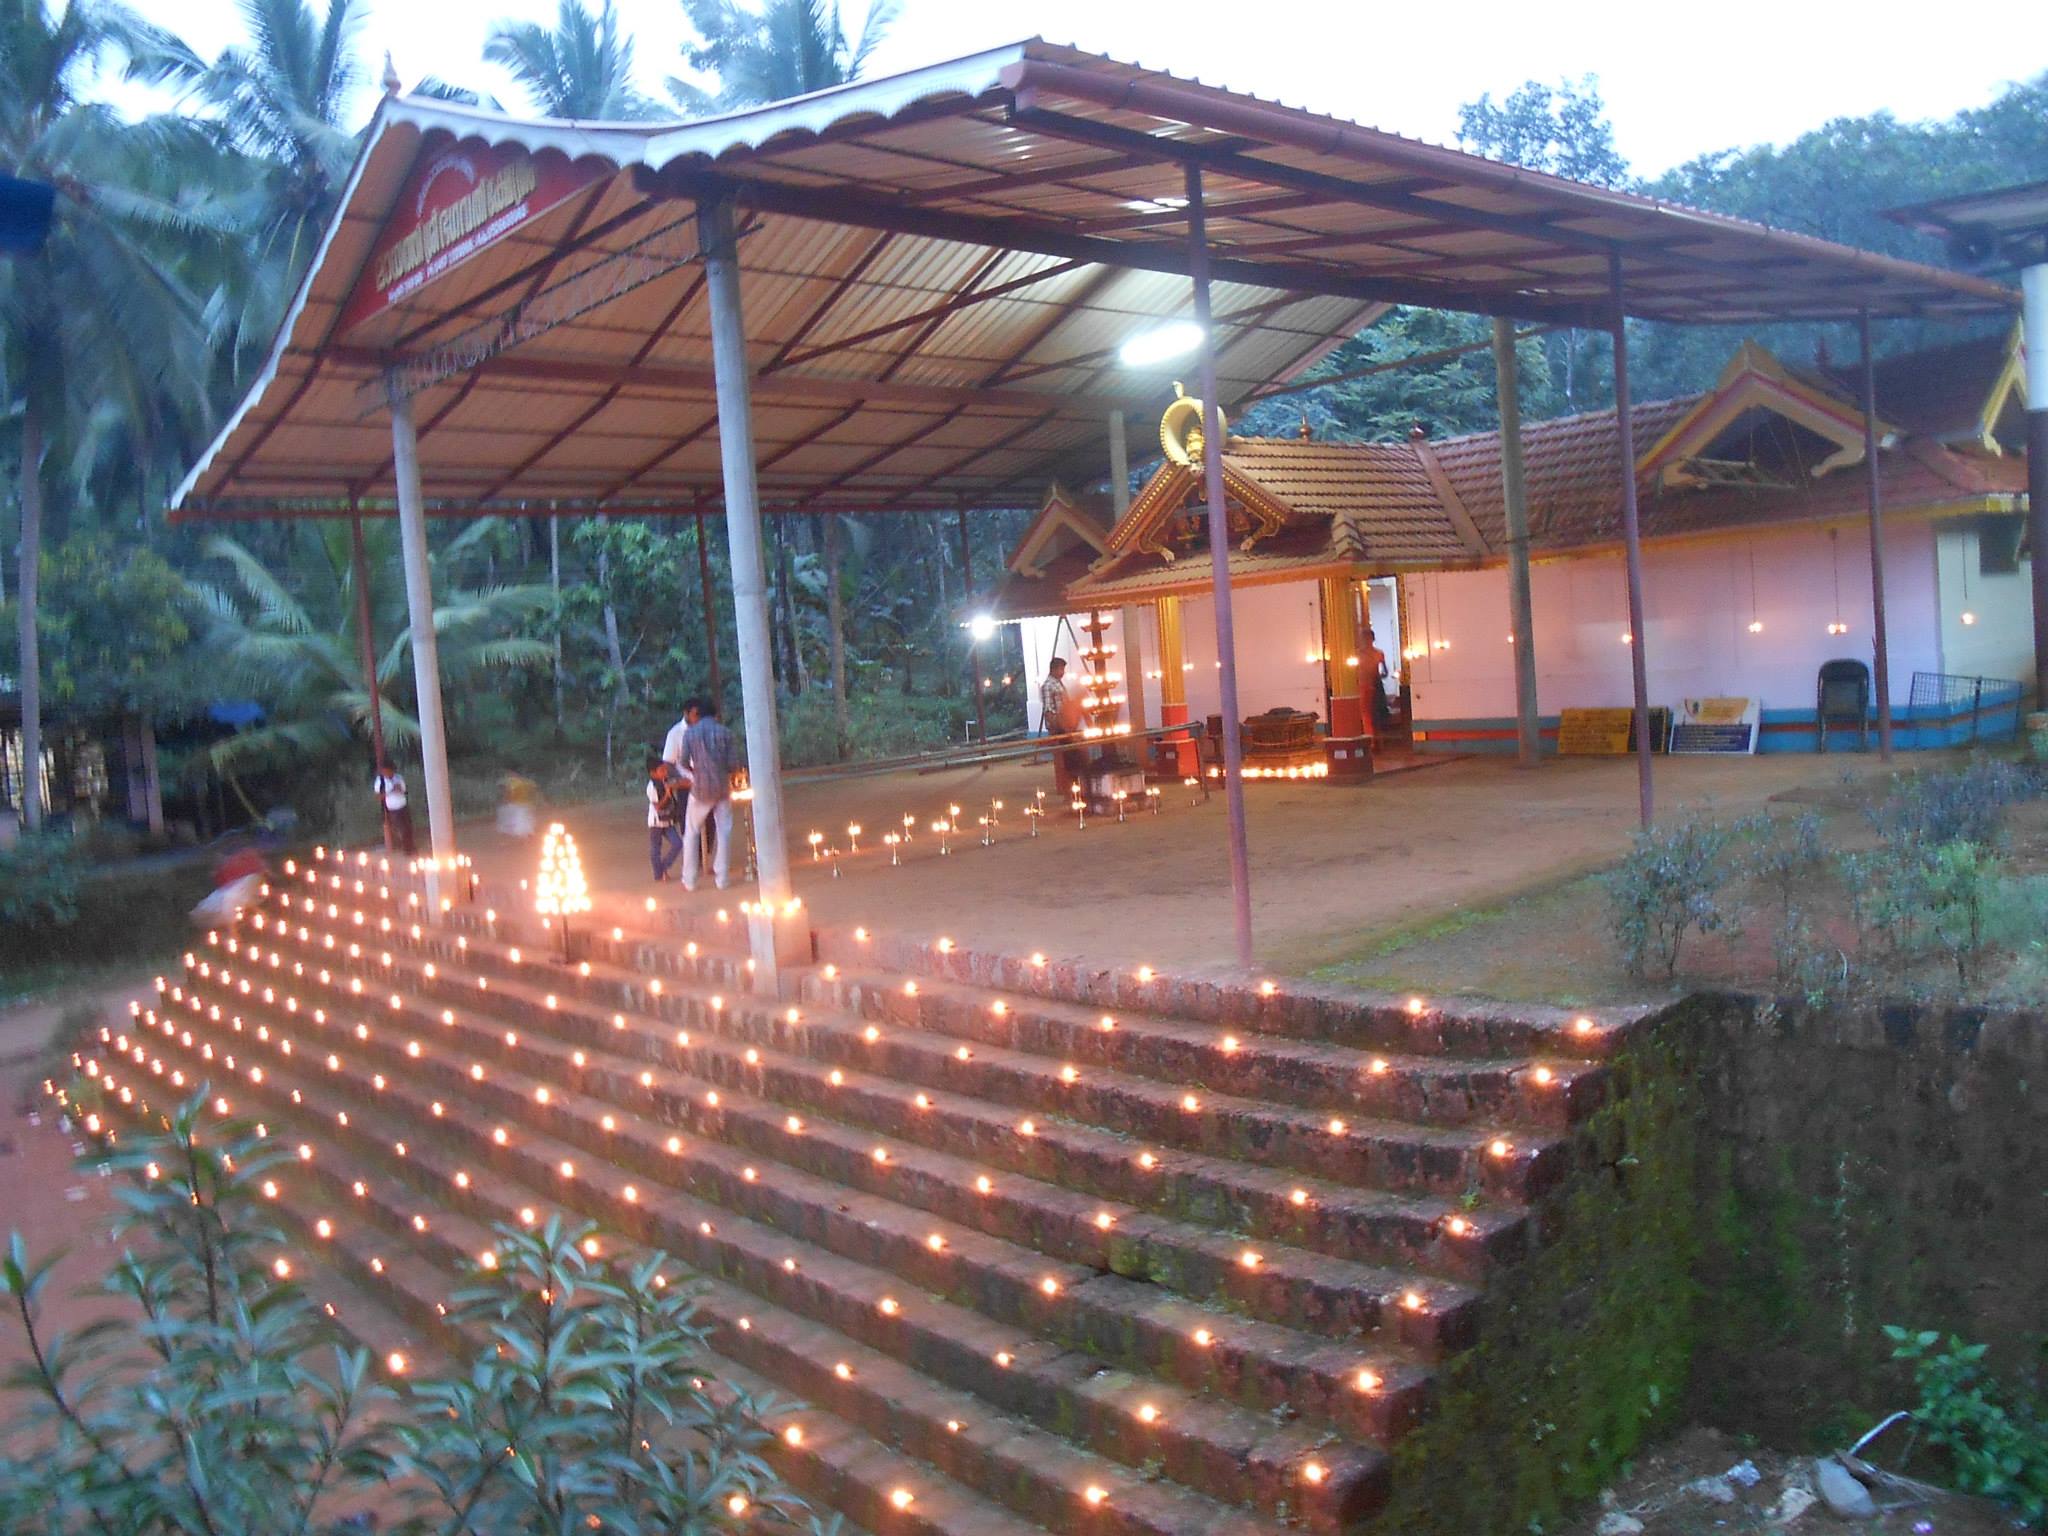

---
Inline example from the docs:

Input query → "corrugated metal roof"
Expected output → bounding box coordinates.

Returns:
[173,39,2013,524]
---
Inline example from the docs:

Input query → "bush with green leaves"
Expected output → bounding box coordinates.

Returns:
[1603,817,1740,979]
[0,1089,832,1535]
[1847,839,2048,993]
[1885,1326,2048,1526]
[1867,755,2039,852]
[0,833,84,932]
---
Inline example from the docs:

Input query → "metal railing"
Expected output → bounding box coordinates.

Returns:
[1906,671,2023,744]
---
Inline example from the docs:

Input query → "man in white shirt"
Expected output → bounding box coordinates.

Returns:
[373,759,415,855]
[661,698,702,769]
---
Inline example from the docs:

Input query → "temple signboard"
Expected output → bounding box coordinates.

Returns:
[337,139,605,333]
[1556,707,1637,756]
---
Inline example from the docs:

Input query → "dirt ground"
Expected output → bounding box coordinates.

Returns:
[1555,1426,2016,1536]
[0,984,143,1398]
[460,751,1906,988]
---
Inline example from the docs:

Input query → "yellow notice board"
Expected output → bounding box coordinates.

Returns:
[1557,707,1637,756]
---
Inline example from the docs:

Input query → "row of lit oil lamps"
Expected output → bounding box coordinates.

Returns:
[70,934,1409,1515]
[806,781,1190,874]
[110,842,1610,1511]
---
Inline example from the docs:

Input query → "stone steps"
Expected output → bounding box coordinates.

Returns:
[248,891,1561,1268]
[142,979,1388,1532]
[382,916,1571,1215]
[120,849,1642,1535]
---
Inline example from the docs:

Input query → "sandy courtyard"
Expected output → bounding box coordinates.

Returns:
[459,750,1903,982]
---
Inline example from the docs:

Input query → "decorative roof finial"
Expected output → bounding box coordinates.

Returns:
[381,51,401,97]
[1297,409,1313,441]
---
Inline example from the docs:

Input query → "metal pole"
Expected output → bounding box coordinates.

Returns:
[958,508,987,751]
[1492,318,1541,768]
[549,515,564,729]
[1186,164,1256,969]
[348,509,392,851]
[1608,253,1654,827]
[387,386,457,883]
[2020,263,2048,705]
[702,197,797,986]
[695,508,722,709]
[1109,409,1149,738]
[1858,308,1895,761]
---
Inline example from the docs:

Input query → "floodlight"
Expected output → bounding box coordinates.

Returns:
[1118,320,1204,368]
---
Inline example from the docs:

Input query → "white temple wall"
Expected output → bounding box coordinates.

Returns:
[1175,581,1330,725]
[1934,522,2037,691]
[1404,520,1950,728]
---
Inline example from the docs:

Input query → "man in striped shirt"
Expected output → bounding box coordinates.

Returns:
[679,698,740,891]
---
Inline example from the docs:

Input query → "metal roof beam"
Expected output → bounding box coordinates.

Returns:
[326,346,1148,417]
[1002,104,1921,309]
[635,165,1606,325]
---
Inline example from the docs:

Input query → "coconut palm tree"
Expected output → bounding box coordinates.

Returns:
[1,0,223,829]
[184,0,367,352]
[670,0,897,114]
[486,0,656,120]
[191,523,553,788]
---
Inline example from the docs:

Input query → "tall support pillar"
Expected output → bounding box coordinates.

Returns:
[1109,410,1150,743]
[388,387,457,887]
[1493,318,1542,768]
[1608,255,1654,827]
[702,196,802,990]
[1858,309,1895,760]
[958,509,987,750]
[2020,263,2048,703]
[349,511,391,851]
[1186,165,1255,970]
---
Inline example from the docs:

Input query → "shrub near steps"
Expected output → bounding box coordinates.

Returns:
[136,851,1641,1534]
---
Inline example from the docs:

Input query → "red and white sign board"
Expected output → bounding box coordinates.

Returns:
[337,139,607,333]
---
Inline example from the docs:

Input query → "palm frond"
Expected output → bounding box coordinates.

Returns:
[205,534,316,634]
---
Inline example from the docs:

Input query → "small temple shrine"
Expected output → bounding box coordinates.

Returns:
[994,328,2033,772]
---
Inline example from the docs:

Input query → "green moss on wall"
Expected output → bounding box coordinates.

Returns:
[1371,1025,1702,1535]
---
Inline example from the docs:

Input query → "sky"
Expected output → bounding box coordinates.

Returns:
[108,0,2043,177]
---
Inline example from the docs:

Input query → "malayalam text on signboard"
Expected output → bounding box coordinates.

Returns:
[337,140,605,333]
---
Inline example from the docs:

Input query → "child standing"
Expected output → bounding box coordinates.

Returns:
[373,759,416,855]
[646,756,686,882]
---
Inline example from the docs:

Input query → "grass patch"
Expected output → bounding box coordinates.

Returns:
[1310,871,1625,1003]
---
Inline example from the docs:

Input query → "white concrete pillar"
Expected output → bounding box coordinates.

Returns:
[701,197,802,989]
[388,385,456,892]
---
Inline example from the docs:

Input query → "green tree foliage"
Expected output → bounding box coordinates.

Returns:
[1456,75,1630,188]
[2,539,208,722]
[1243,307,1563,444]
[179,0,367,347]
[1,0,227,826]
[486,0,656,119]
[1630,73,2048,399]
[670,0,897,113]
[191,524,551,784]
